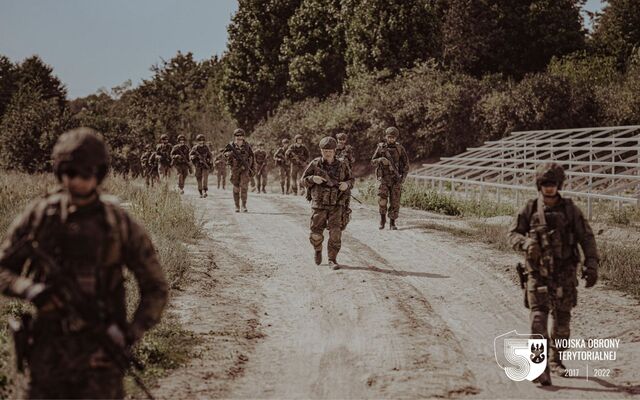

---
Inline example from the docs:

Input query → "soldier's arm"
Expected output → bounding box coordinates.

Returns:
[285,145,293,158]
[122,214,169,343]
[301,161,317,188]
[573,206,599,269]
[400,145,410,180]
[347,146,356,164]
[343,163,355,190]
[371,144,385,165]
[302,146,309,161]
[508,203,532,251]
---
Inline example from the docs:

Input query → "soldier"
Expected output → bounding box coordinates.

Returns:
[371,127,409,230]
[302,137,354,269]
[171,134,191,194]
[274,138,291,194]
[214,148,227,190]
[126,146,142,179]
[189,134,213,198]
[155,134,172,179]
[0,128,168,399]
[285,134,309,195]
[224,128,254,212]
[335,132,355,168]
[141,145,159,187]
[508,162,599,386]
[254,142,269,194]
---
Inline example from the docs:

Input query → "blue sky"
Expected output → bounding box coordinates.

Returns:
[0,0,605,99]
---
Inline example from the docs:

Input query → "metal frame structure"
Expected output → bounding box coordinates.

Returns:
[408,125,640,218]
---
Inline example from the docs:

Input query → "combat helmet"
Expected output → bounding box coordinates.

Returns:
[52,127,109,183]
[281,138,290,145]
[160,134,169,141]
[319,137,337,150]
[177,134,186,141]
[196,134,205,141]
[385,127,399,138]
[336,132,348,141]
[294,134,303,141]
[535,162,565,190]
[233,128,245,137]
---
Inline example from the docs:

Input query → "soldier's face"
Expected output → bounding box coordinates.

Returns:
[386,135,396,144]
[235,136,244,145]
[338,139,347,148]
[541,182,558,197]
[296,139,302,144]
[321,149,336,162]
[62,172,98,198]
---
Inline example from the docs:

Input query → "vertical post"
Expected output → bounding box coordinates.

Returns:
[587,138,593,220]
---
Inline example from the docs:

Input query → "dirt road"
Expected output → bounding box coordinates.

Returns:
[156,184,640,399]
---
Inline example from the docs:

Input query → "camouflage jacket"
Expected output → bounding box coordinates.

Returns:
[0,190,168,341]
[273,146,289,167]
[285,144,309,167]
[336,144,355,168]
[508,195,599,270]
[155,143,172,165]
[371,142,409,182]
[254,149,268,170]
[190,144,213,169]
[224,142,254,173]
[302,157,354,209]
[170,144,190,166]
[214,153,226,170]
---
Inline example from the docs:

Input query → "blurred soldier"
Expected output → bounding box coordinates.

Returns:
[224,128,254,212]
[126,146,142,179]
[189,134,213,198]
[508,162,599,385]
[274,138,291,194]
[371,127,409,230]
[254,142,269,194]
[214,148,227,190]
[141,145,159,187]
[285,134,309,195]
[0,127,168,399]
[155,134,172,179]
[302,137,354,269]
[335,132,355,168]
[171,134,191,194]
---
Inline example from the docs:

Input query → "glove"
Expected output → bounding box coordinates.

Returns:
[522,238,541,261]
[338,181,349,192]
[582,267,598,288]
[312,176,326,184]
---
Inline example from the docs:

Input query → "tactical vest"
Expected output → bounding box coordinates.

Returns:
[172,144,190,165]
[307,158,348,208]
[528,198,579,263]
[254,150,267,164]
[376,143,404,179]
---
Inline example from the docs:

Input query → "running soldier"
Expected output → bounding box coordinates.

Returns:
[224,128,254,212]
[141,145,159,187]
[0,128,168,399]
[253,142,268,194]
[155,134,172,179]
[286,134,309,195]
[171,134,191,194]
[335,132,355,167]
[302,137,354,269]
[274,138,291,194]
[508,162,599,386]
[214,148,227,190]
[371,127,409,230]
[189,134,213,198]
[126,146,142,179]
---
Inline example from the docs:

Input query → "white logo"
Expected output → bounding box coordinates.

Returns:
[494,330,547,381]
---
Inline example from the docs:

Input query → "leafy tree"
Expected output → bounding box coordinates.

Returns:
[15,56,67,110]
[591,0,640,68]
[0,55,18,118]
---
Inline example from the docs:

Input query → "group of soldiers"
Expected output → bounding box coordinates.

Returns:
[0,124,600,398]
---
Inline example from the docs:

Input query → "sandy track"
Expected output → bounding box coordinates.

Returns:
[155,185,639,399]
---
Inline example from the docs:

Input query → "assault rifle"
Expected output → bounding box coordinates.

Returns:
[4,235,155,399]
[191,148,212,169]
[225,143,254,176]
[528,193,554,279]
[382,146,402,181]
[313,167,363,205]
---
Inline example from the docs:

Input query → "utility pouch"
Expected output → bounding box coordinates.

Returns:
[8,313,33,373]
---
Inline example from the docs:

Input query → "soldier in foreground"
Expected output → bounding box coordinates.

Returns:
[190,134,213,198]
[302,137,354,269]
[155,134,172,180]
[214,148,227,190]
[0,128,168,399]
[171,134,191,194]
[286,134,309,195]
[371,127,409,230]
[254,142,269,194]
[225,128,255,212]
[508,162,599,386]
[274,138,291,194]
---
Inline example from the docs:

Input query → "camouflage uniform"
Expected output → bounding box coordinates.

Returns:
[302,137,354,268]
[141,148,159,187]
[254,144,268,194]
[214,149,227,190]
[285,135,309,195]
[508,162,599,383]
[274,139,291,194]
[156,135,172,179]
[189,136,213,197]
[335,133,356,229]
[0,128,168,399]
[225,130,255,212]
[371,127,409,230]
[171,135,191,193]
[126,148,142,179]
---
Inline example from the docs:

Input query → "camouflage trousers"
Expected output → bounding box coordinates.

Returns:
[174,164,190,190]
[145,168,159,187]
[27,323,124,399]
[195,166,210,192]
[231,170,251,207]
[256,165,268,191]
[279,165,290,193]
[158,163,171,179]
[527,264,578,361]
[216,168,226,189]
[378,180,402,219]
[310,206,344,261]
[290,163,305,195]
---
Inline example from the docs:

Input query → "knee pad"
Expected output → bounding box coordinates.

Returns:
[310,232,324,246]
[379,198,388,207]
[233,187,240,194]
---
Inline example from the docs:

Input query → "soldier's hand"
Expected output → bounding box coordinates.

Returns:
[523,238,541,260]
[312,176,326,184]
[107,324,127,348]
[338,181,349,191]
[582,267,598,288]
[381,158,390,166]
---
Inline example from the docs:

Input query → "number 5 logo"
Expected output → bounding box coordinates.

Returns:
[494,330,547,381]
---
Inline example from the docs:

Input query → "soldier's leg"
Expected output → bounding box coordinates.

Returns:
[279,166,285,193]
[290,165,299,194]
[240,173,250,211]
[310,209,328,264]
[261,170,268,192]
[285,167,291,194]
[327,207,344,266]
[378,182,390,229]
[203,168,209,195]
[217,171,221,189]
[388,182,402,229]
[527,275,552,385]
[256,173,262,193]
[195,167,204,195]
[549,280,576,375]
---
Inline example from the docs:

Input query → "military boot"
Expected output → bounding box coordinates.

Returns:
[233,193,240,212]
[203,190,208,198]
[549,349,567,377]
[314,250,322,265]
[379,214,386,230]
[389,219,398,230]
[198,190,203,198]
[533,367,552,386]
[281,184,285,195]
[328,259,340,270]
[242,202,248,213]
